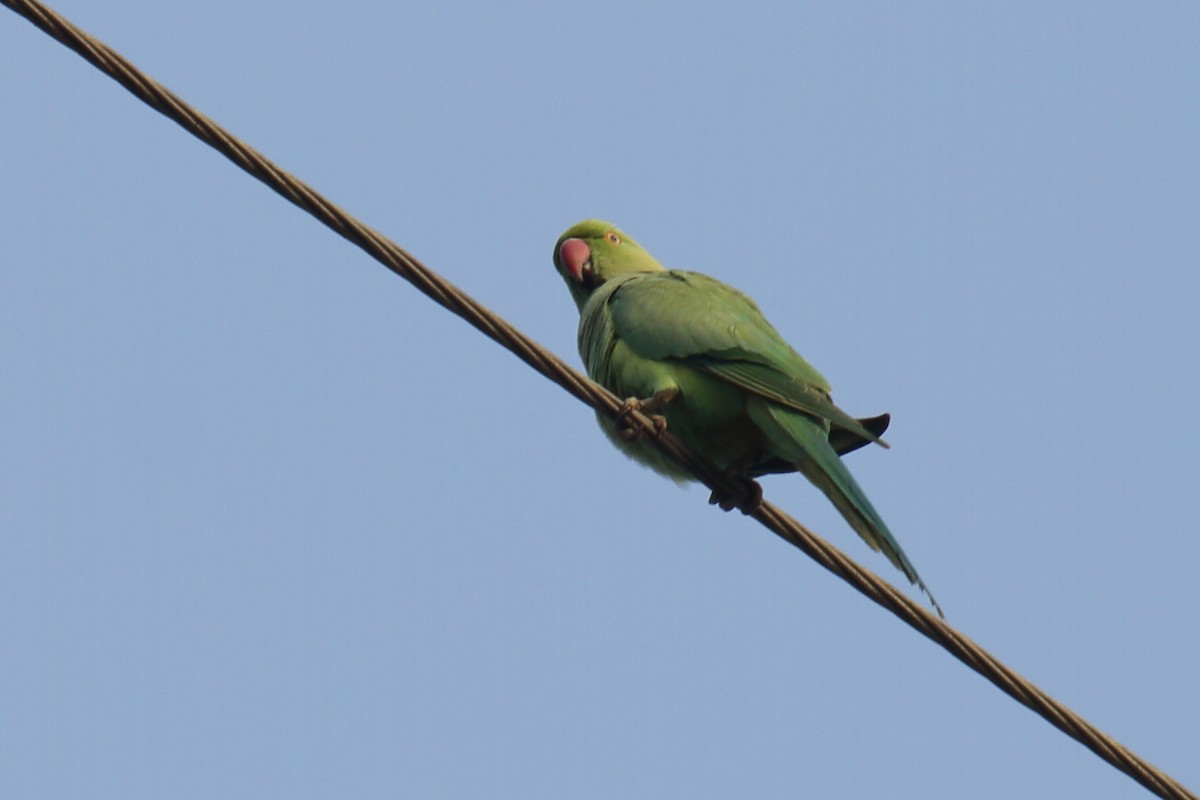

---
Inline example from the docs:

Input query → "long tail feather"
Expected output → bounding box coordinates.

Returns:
[748,401,940,615]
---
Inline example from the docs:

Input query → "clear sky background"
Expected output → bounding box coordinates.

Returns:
[2,2,1198,798]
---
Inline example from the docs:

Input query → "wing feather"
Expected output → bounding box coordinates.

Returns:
[607,271,886,447]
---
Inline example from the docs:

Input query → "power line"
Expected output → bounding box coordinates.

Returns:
[2,1,1193,798]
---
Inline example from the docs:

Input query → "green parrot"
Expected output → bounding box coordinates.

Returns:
[553,219,937,609]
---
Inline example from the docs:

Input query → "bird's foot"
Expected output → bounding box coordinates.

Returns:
[614,388,678,441]
[708,476,763,515]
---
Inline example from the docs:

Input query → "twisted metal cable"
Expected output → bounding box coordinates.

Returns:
[3,2,1193,798]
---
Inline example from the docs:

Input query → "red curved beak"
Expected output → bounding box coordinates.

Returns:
[558,238,592,283]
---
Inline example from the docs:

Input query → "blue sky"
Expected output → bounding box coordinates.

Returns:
[2,2,1198,797]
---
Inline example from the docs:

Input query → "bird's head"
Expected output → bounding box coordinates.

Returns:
[553,219,664,309]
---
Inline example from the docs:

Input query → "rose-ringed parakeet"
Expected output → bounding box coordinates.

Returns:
[553,219,937,609]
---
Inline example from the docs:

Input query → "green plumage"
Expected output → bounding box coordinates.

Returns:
[553,219,935,606]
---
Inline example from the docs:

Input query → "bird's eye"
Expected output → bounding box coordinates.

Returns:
[606,232,621,245]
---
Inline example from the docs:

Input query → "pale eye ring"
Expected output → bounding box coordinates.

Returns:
[606,232,621,245]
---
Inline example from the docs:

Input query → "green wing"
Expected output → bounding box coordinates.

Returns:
[607,270,886,447]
